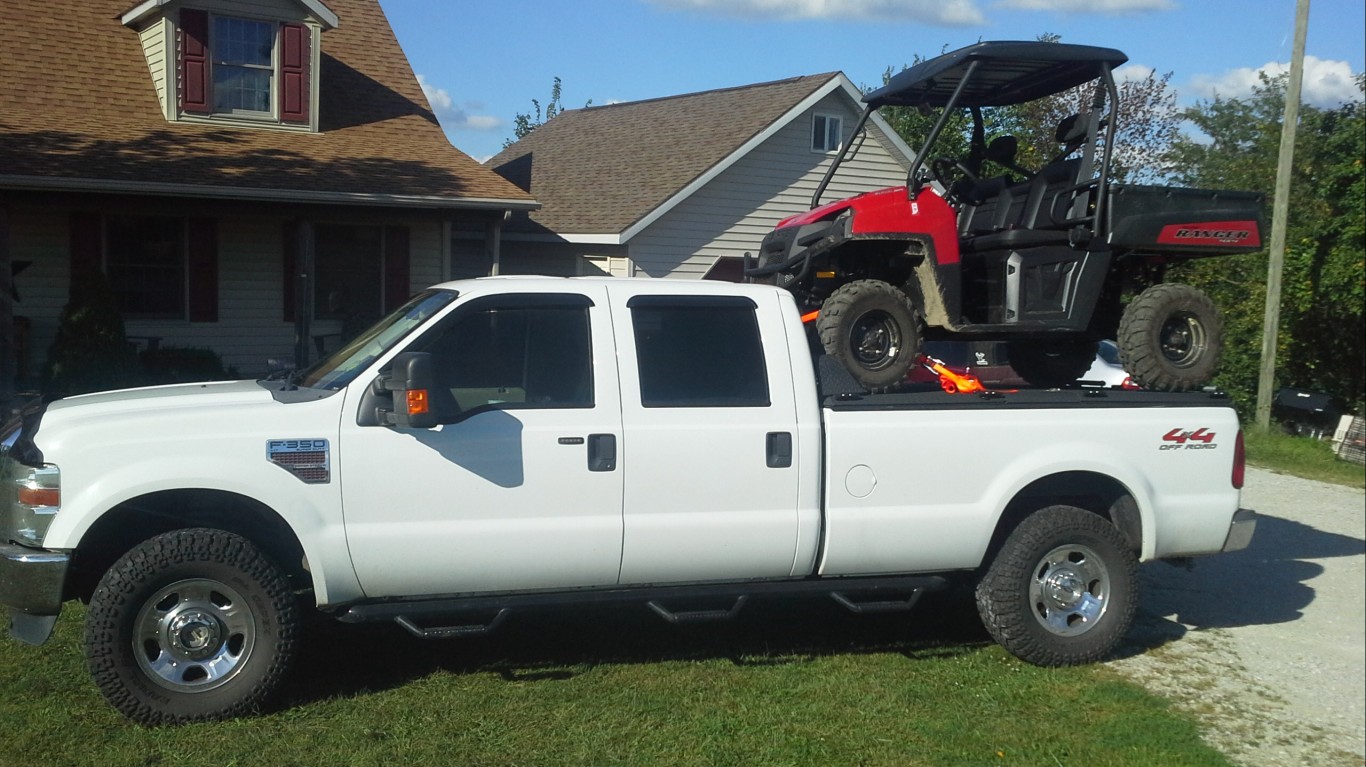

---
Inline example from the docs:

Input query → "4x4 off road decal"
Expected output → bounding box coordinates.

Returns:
[267,438,331,483]
[1160,428,1218,451]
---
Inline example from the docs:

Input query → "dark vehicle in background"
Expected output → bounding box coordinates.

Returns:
[747,41,1264,392]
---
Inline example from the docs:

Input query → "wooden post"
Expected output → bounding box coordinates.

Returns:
[1255,0,1311,430]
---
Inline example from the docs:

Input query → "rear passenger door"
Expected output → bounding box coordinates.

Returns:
[608,287,803,584]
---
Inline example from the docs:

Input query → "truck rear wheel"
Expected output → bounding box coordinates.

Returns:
[975,506,1137,666]
[85,529,300,725]
[817,280,922,391]
[1117,283,1222,391]
[1007,339,1097,388]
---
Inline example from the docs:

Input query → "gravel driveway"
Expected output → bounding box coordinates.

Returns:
[1109,466,1365,767]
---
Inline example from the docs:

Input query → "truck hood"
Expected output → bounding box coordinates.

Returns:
[30,380,340,460]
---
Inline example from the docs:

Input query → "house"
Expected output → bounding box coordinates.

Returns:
[0,0,537,397]
[487,72,916,280]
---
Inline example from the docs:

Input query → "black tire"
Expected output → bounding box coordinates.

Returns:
[817,280,922,390]
[1007,339,1098,388]
[85,529,300,725]
[975,506,1137,666]
[1117,283,1222,391]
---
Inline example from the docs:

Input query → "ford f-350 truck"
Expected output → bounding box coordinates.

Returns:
[1,277,1254,724]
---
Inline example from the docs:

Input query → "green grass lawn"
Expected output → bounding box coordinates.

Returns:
[1,595,1231,767]
[1245,427,1365,488]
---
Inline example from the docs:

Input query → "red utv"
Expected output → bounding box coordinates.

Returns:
[746,41,1264,391]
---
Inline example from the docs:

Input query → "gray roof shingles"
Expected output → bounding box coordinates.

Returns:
[488,73,840,234]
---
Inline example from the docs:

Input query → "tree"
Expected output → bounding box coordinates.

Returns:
[1165,73,1365,415]
[505,77,591,147]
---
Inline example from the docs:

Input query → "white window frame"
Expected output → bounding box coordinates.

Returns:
[811,113,843,153]
[209,14,279,119]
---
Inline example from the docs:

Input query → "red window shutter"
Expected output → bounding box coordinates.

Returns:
[282,222,297,322]
[179,9,211,114]
[383,227,411,313]
[280,23,310,123]
[187,218,219,323]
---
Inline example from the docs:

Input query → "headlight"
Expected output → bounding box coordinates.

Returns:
[9,465,60,546]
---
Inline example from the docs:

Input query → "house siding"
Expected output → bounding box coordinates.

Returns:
[137,18,170,118]
[9,209,446,383]
[629,92,911,279]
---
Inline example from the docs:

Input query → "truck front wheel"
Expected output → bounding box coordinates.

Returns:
[975,506,1137,666]
[84,529,300,725]
[817,280,922,391]
[1117,283,1222,391]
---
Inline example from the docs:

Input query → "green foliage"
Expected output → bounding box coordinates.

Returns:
[42,273,140,397]
[506,77,592,147]
[1167,73,1366,414]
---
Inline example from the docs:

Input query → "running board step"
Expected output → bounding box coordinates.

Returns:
[394,608,510,639]
[829,587,926,614]
[646,596,749,624]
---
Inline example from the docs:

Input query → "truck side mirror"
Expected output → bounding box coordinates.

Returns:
[374,352,455,429]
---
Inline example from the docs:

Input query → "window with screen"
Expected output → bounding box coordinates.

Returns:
[629,296,769,408]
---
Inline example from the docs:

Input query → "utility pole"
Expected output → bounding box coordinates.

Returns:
[1255,0,1311,430]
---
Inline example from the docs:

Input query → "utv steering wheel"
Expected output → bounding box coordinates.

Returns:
[930,156,981,205]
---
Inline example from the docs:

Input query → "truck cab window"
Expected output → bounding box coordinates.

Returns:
[630,297,769,408]
[415,304,593,412]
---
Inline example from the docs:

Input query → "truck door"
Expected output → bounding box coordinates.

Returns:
[338,288,623,598]
[608,287,805,583]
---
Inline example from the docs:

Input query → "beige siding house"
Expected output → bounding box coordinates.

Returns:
[0,0,536,401]
[488,73,915,280]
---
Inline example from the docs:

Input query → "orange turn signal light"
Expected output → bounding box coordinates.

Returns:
[18,486,60,508]
[406,388,430,416]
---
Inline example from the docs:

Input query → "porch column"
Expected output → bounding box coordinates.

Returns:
[289,219,315,370]
[0,204,13,416]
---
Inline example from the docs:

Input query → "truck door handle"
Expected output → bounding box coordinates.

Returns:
[766,432,792,468]
[587,433,616,472]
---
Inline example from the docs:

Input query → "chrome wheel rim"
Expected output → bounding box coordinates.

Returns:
[1028,544,1111,637]
[134,578,256,692]
[1158,312,1207,368]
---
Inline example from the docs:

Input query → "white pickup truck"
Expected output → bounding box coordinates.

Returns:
[1,277,1254,724]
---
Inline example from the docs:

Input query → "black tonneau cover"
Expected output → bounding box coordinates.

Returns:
[824,387,1233,412]
[864,41,1128,109]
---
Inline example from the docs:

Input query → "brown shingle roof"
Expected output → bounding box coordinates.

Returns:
[488,73,841,234]
[0,0,535,208]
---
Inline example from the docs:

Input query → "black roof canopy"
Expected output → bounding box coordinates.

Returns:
[864,41,1128,109]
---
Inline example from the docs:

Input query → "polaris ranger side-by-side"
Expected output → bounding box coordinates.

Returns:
[747,41,1265,391]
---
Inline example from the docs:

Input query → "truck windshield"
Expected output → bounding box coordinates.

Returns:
[296,289,458,390]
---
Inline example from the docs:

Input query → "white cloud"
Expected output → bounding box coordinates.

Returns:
[993,0,1174,12]
[1114,63,1156,84]
[647,0,985,26]
[1189,56,1361,108]
[416,73,503,132]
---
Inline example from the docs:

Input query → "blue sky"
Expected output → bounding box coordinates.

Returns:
[379,0,1365,162]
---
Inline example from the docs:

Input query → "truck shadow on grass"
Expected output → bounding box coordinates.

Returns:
[1118,513,1365,655]
[283,589,993,706]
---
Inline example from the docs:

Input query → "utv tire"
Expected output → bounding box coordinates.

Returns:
[1117,283,1222,391]
[975,506,1137,666]
[817,280,922,391]
[85,529,300,725]
[1007,339,1098,388]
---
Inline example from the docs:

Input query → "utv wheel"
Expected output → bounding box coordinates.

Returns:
[817,280,922,391]
[85,529,300,725]
[1117,283,1222,391]
[975,506,1137,666]
[1007,339,1098,388]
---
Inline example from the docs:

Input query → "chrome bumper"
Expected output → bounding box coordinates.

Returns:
[1,543,69,645]
[1222,508,1257,553]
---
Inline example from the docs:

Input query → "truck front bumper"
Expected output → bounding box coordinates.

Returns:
[0,543,69,645]
[1221,508,1257,553]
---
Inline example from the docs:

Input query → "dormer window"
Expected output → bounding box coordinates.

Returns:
[122,0,336,132]
[179,9,311,125]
